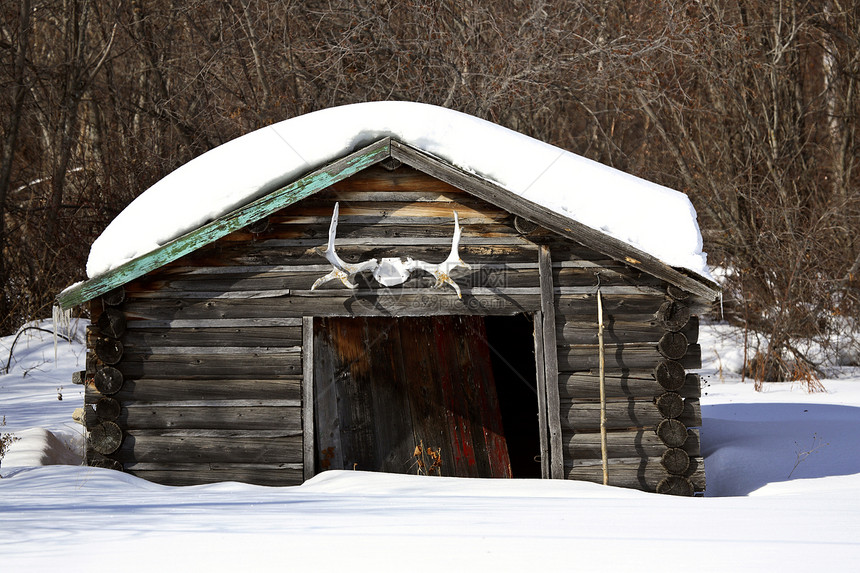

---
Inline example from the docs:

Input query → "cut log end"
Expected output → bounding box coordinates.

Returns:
[101,286,125,307]
[656,301,691,331]
[654,360,686,391]
[97,307,127,338]
[657,475,695,496]
[89,455,123,472]
[666,285,691,301]
[93,366,124,395]
[657,418,688,448]
[96,397,121,422]
[95,338,124,365]
[657,331,689,360]
[661,448,691,475]
[655,392,684,419]
[514,216,539,235]
[88,421,123,455]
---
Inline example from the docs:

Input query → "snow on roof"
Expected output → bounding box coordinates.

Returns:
[86,101,711,280]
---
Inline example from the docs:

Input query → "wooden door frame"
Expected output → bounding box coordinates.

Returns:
[300,307,562,481]
[302,316,315,481]
[538,245,564,479]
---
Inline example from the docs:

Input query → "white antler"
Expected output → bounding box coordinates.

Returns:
[407,211,471,298]
[312,203,378,290]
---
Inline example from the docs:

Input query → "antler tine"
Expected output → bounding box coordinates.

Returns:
[445,211,470,270]
[324,202,345,270]
[312,202,378,290]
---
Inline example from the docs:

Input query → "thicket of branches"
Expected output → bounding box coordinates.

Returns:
[1,0,858,379]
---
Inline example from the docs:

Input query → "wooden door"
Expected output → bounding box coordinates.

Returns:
[313,316,512,478]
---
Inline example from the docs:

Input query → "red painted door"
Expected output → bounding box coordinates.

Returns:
[313,316,512,478]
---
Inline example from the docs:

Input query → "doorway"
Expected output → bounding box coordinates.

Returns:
[312,314,542,478]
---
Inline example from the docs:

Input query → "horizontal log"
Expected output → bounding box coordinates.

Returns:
[265,200,511,223]
[122,326,303,348]
[560,398,702,431]
[227,221,523,242]
[237,236,537,248]
[127,429,303,437]
[125,318,303,329]
[117,354,302,379]
[565,456,705,492]
[295,189,464,203]
[121,292,540,320]
[126,467,304,486]
[118,405,302,431]
[557,316,699,345]
[557,343,701,371]
[122,346,301,356]
[111,400,301,407]
[85,378,302,402]
[124,273,673,299]
[563,428,701,459]
[324,166,465,194]
[124,462,304,471]
[130,267,539,294]
[558,372,701,400]
[160,263,540,277]
[126,289,294,300]
[557,293,711,317]
[555,293,669,316]
[552,265,665,288]
[112,433,302,464]
[181,242,540,267]
[119,284,697,323]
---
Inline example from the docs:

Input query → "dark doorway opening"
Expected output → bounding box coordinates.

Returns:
[313,314,542,479]
[484,314,542,478]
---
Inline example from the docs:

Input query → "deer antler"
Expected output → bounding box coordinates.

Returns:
[407,211,471,298]
[311,203,378,290]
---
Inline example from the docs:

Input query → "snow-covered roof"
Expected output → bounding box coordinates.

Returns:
[87,101,711,281]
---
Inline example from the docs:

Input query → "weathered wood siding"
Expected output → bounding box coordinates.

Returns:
[548,242,708,494]
[82,165,707,493]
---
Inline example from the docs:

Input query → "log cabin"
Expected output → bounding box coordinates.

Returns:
[58,103,719,495]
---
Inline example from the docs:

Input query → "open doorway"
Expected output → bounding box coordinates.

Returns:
[484,314,542,478]
[313,314,542,479]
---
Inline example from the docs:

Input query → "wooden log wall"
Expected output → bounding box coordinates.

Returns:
[82,167,548,485]
[549,244,709,494]
[80,165,710,493]
[83,288,305,486]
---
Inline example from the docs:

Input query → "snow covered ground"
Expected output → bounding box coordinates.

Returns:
[1,320,859,571]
